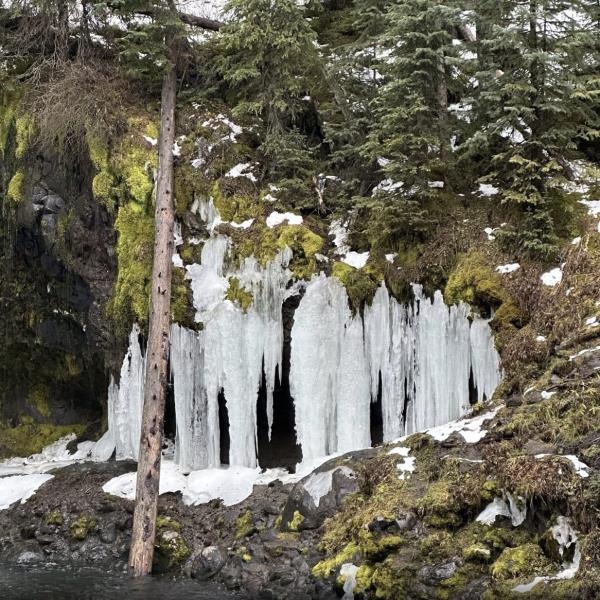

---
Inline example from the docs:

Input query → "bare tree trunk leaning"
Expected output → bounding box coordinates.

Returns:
[129,61,177,578]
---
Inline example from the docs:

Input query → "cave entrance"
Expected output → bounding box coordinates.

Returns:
[218,388,230,465]
[468,369,478,405]
[256,295,302,470]
[370,370,384,446]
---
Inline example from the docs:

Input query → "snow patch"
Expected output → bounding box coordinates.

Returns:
[266,211,303,228]
[303,466,355,508]
[225,162,257,182]
[541,267,563,287]
[0,474,54,510]
[425,409,499,445]
[496,263,520,274]
[342,251,369,269]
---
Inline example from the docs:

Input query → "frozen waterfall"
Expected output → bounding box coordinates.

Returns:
[100,199,500,470]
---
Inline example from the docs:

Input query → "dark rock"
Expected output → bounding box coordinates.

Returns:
[506,394,523,407]
[523,439,556,455]
[187,545,227,580]
[418,561,457,583]
[281,450,374,530]
[100,522,117,544]
[368,516,401,534]
[524,391,544,404]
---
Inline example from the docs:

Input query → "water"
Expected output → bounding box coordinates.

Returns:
[0,562,240,600]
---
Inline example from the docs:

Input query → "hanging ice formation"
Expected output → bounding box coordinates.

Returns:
[102,199,501,470]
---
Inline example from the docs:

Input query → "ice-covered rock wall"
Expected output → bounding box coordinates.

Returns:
[100,200,501,471]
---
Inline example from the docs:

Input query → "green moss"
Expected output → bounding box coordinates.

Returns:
[417,481,462,529]
[44,511,64,526]
[110,203,154,330]
[463,543,492,563]
[212,182,263,223]
[171,268,192,326]
[0,421,85,459]
[27,383,51,418]
[235,510,255,539]
[481,480,500,503]
[491,543,552,580]
[226,277,253,311]
[14,114,33,159]
[70,515,97,540]
[154,518,190,572]
[312,541,360,578]
[332,261,379,312]
[444,251,522,327]
[7,169,25,203]
[276,224,323,280]
[156,515,181,532]
[0,94,17,157]
[288,510,305,532]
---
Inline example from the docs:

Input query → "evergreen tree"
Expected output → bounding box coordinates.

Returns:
[362,0,462,243]
[464,0,600,258]
[217,0,321,206]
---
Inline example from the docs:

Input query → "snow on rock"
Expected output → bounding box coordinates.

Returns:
[266,211,303,228]
[425,409,499,445]
[372,178,403,195]
[225,162,258,182]
[229,218,254,229]
[0,474,54,510]
[385,253,396,264]
[341,251,369,269]
[476,492,526,527]
[569,345,600,361]
[541,267,563,287]
[572,236,582,245]
[496,263,520,274]
[514,517,581,593]
[580,199,600,217]
[535,454,590,478]
[478,183,499,197]
[303,466,355,508]
[536,335,546,342]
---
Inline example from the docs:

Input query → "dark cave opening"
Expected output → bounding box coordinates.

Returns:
[218,388,231,465]
[468,369,478,405]
[370,371,384,446]
[256,295,302,471]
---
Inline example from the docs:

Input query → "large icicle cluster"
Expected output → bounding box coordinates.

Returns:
[101,198,501,471]
[290,277,501,460]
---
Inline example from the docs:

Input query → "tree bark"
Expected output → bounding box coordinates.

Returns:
[128,60,177,578]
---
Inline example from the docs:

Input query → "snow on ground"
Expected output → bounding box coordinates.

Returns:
[0,474,54,510]
[580,199,600,217]
[342,251,370,269]
[534,454,590,478]
[266,211,303,228]
[387,446,416,480]
[225,162,257,182]
[496,263,520,274]
[103,452,349,508]
[229,218,254,229]
[423,409,499,444]
[0,435,96,477]
[478,183,499,197]
[340,563,359,600]
[569,345,600,361]
[514,517,581,593]
[541,267,563,287]
[385,253,396,264]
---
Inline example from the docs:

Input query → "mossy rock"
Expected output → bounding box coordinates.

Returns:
[44,511,64,526]
[7,169,25,203]
[235,510,256,539]
[153,516,190,572]
[463,542,492,563]
[332,261,379,312]
[0,421,85,459]
[312,541,360,579]
[110,203,155,331]
[444,251,522,327]
[70,515,97,541]
[490,543,552,580]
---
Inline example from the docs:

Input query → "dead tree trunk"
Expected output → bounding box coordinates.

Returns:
[129,60,177,578]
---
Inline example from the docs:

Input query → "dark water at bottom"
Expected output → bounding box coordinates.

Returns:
[0,562,242,600]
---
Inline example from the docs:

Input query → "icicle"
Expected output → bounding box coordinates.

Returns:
[171,324,219,472]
